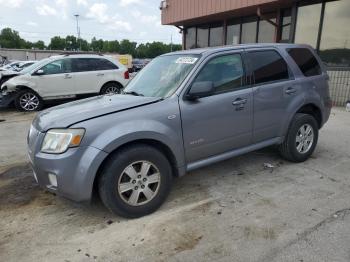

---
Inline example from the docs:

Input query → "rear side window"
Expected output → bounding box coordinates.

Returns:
[287,48,322,77]
[73,58,93,72]
[96,58,118,70]
[247,50,290,85]
[72,58,118,72]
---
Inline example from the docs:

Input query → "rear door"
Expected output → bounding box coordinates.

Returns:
[287,47,331,112]
[246,49,299,143]
[33,58,76,98]
[71,58,102,95]
[179,51,253,163]
[72,58,121,95]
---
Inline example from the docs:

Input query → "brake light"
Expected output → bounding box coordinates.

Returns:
[124,70,129,80]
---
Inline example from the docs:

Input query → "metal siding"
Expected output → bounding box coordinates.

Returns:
[162,0,282,25]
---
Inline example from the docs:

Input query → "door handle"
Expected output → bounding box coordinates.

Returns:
[285,87,296,94]
[232,98,247,105]
[97,73,104,76]
[64,74,72,79]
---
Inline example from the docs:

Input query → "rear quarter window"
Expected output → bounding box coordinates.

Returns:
[287,48,322,77]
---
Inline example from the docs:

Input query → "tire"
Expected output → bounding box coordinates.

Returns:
[279,113,319,162]
[100,82,122,95]
[98,144,173,218]
[15,89,43,112]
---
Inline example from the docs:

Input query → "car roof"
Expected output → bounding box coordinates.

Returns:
[163,43,312,57]
[49,54,108,59]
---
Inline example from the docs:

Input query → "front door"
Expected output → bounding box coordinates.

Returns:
[179,52,253,163]
[33,58,76,99]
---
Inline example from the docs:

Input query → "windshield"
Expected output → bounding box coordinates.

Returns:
[20,58,51,74]
[124,54,200,98]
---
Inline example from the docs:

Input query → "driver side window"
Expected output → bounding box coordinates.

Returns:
[40,59,72,75]
[194,54,244,95]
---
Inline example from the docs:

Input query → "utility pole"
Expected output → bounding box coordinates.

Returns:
[74,14,81,51]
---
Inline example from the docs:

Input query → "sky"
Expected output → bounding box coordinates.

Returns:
[0,0,182,45]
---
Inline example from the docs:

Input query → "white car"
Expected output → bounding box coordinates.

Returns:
[0,54,129,111]
[14,61,37,71]
[0,61,21,71]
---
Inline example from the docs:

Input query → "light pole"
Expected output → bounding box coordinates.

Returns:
[170,34,173,52]
[74,14,81,51]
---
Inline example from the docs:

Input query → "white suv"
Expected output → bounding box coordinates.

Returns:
[0,54,129,111]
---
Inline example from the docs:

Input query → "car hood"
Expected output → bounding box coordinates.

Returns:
[33,95,161,132]
[0,70,20,76]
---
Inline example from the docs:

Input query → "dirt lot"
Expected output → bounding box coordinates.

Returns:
[0,107,350,262]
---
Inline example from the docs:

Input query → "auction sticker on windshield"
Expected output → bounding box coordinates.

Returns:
[175,57,198,64]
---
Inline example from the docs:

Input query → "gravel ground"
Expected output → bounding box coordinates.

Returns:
[0,107,349,262]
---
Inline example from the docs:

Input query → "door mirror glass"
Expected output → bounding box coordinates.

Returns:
[186,81,214,100]
[35,69,44,75]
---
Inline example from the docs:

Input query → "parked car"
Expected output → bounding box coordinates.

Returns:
[28,44,332,218]
[0,60,20,71]
[131,59,146,72]
[0,54,129,111]
[13,61,37,71]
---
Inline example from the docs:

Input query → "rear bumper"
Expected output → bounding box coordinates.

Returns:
[322,96,333,127]
[28,145,108,202]
[0,93,16,107]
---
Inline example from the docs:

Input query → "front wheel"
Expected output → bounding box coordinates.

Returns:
[15,90,43,111]
[98,144,173,218]
[279,113,319,162]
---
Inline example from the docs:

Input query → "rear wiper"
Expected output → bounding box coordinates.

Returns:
[123,91,144,97]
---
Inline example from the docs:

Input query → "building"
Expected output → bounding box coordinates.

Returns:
[161,0,350,68]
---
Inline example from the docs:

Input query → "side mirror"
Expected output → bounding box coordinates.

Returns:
[186,81,214,100]
[35,69,44,75]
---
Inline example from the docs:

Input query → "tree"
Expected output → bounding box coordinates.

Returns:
[49,36,66,50]
[90,37,104,52]
[108,40,120,53]
[1,27,183,58]
[65,35,78,51]
[32,40,46,50]
[0,28,24,48]
[119,39,137,56]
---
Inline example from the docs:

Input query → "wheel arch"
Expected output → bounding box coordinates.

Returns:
[92,138,180,200]
[280,102,323,141]
[100,81,124,94]
[295,103,322,128]
[15,85,43,99]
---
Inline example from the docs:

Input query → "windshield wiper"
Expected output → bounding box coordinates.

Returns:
[123,91,144,97]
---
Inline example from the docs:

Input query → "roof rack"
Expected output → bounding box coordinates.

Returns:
[58,52,104,56]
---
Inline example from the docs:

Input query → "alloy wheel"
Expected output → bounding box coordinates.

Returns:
[296,124,314,154]
[104,86,120,94]
[117,161,161,206]
[19,93,40,111]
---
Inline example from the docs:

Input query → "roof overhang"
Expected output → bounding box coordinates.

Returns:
[161,0,305,26]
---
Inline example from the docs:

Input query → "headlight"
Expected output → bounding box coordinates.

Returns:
[1,86,7,95]
[41,128,85,154]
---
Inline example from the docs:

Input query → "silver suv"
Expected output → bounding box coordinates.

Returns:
[28,44,332,218]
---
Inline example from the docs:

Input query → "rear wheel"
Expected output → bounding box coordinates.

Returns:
[279,113,318,162]
[15,90,43,111]
[98,144,173,218]
[100,82,122,95]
